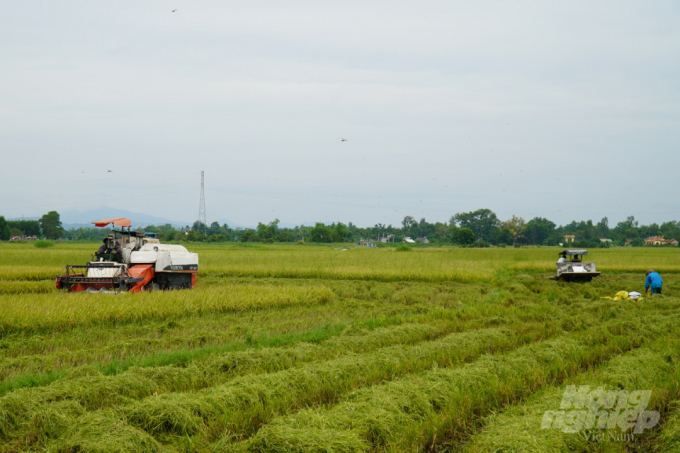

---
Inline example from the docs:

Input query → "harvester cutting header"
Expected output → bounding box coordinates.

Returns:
[56,218,199,292]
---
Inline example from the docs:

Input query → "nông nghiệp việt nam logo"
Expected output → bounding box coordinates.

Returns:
[541,385,659,435]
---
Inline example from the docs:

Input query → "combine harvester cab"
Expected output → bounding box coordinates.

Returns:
[555,249,601,283]
[56,217,198,293]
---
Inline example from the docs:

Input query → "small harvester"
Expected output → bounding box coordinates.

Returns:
[56,218,198,292]
[554,249,601,282]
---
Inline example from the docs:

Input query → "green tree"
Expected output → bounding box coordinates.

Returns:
[451,209,500,242]
[415,218,435,239]
[596,216,609,238]
[612,216,639,244]
[401,215,416,230]
[239,229,256,242]
[497,228,512,245]
[256,219,279,243]
[192,221,207,235]
[526,217,556,245]
[660,221,680,240]
[207,221,222,236]
[331,222,349,242]
[432,222,449,243]
[451,227,476,245]
[7,220,41,236]
[277,231,293,242]
[0,216,10,240]
[39,211,64,239]
[501,215,526,246]
[310,223,332,243]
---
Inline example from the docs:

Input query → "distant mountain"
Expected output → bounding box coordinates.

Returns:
[60,207,191,229]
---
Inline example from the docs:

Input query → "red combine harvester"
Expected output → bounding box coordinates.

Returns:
[56,218,199,293]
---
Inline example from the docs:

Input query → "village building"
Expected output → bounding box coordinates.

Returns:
[563,234,575,243]
[645,236,679,246]
[646,236,667,246]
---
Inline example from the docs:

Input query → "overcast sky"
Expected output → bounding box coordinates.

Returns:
[1,1,678,228]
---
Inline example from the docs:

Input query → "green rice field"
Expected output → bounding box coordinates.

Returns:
[0,242,679,452]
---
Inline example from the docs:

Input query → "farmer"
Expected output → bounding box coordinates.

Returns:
[96,238,108,258]
[645,269,663,296]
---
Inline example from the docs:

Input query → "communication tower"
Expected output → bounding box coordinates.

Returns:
[198,171,207,234]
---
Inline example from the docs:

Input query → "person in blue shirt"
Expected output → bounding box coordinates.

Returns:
[645,270,663,295]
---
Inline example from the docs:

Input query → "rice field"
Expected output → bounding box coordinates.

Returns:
[0,242,679,452]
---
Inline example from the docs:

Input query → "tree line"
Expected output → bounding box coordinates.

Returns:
[2,209,680,247]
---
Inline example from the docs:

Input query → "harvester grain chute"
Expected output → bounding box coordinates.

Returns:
[55,218,198,292]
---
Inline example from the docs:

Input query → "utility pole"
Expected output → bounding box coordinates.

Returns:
[198,171,207,235]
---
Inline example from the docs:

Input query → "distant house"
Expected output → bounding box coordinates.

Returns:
[564,235,575,243]
[403,237,416,243]
[669,239,679,246]
[415,237,429,244]
[599,238,613,243]
[646,236,667,246]
[379,234,395,243]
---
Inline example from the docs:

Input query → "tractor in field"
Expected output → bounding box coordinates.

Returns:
[554,249,601,282]
[55,218,198,292]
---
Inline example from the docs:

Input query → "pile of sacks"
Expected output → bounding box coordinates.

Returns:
[602,291,643,301]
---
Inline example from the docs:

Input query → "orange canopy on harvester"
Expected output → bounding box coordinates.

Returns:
[92,218,132,228]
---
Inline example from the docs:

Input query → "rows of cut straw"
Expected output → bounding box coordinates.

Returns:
[233,315,663,453]
[0,327,536,451]
[0,275,579,387]
[461,333,680,452]
[654,407,680,452]
[0,321,457,417]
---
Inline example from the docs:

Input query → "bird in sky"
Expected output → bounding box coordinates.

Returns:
[341,138,348,142]
[107,170,113,173]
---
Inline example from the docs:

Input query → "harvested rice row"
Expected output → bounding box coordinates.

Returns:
[33,327,530,452]
[225,316,673,452]
[653,407,680,453]
[0,321,456,424]
[459,337,680,453]
[121,328,535,438]
[0,308,647,450]
[0,281,576,391]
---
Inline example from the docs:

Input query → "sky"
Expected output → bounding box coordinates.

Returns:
[1,1,679,228]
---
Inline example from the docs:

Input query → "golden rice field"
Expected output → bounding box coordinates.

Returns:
[0,242,679,452]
